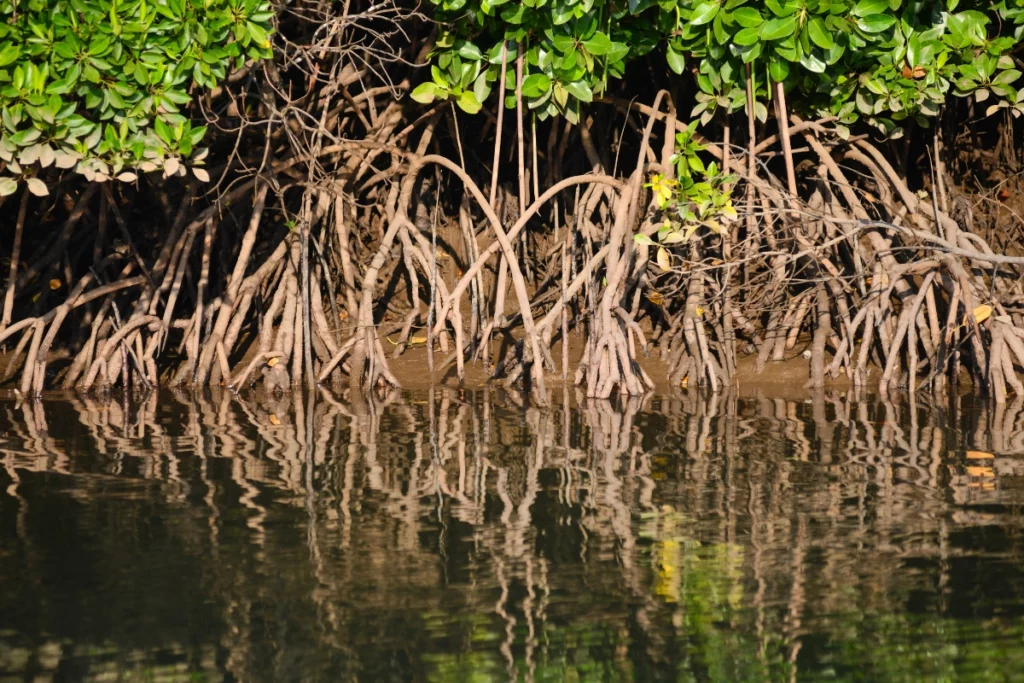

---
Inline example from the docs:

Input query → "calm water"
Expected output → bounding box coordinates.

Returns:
[2,388,1024,682]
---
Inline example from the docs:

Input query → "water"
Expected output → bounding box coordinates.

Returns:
[2,388,1024,682]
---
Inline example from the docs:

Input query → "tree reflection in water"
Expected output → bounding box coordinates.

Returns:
[1,388,1024,681]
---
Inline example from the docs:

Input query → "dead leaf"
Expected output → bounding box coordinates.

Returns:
[267,357,279,367]
[656,247,671,271]
[269,414,281,425]
[972,304,993,324]
[48,279,61,291]
[966,450,994,460]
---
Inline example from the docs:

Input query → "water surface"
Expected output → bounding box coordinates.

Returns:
[2,388,1024,681]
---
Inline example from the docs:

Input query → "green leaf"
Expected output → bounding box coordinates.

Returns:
[456,41,483,60]
[994,70,1022,85]
[856,15,896,33]
[852,0,889,17]
[734,27,761,46]
[799,51,826,73]
[0,44,19,68]
[667,45,686,74]
[760,16,797,41]
[690,2,720,26]
[521,73,552,97]
[456,90,482,114]
[732,7,763,28]
[0,179,17,197]
[769,58,790,82]
[807,17,833,50]
[606,42,630,63]
[552,35,576,54]
[25,177,48,197]
[565,80,593,102]
[582,32,613,55]
[411,82,445,104]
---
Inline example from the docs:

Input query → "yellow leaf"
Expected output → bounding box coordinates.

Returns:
[695,306,704,317]
[267,357,279,367]
[646,290,664,306]
[269,414,281,425]
[409,335,427,345]
[973,304,993,323]
[702,219,723,235]
[656,247,671,271]
[966,450,994,460]
[48,278,61,290]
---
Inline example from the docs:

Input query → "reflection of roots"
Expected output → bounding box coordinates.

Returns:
[6,387,1024,677]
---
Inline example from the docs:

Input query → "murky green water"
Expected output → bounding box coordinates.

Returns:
[2,389,1024,682]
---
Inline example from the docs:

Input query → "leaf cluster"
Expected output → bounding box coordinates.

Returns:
[418,0,1024,134]
[0,0,274,195]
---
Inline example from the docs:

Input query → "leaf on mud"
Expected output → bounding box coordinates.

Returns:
[973,304,993,323]
[48,278,61,291]
[656,247,671,271]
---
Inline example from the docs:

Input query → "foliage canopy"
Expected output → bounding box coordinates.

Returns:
[416,0,1024,133]
[0,0,274,196]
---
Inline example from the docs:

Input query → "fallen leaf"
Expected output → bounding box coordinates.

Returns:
[48,279,61,291]
[966,450,994,460]
[973,304,993,324]
[267,357,279,367]
[269,414,281,425]
[646,290,664,306]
